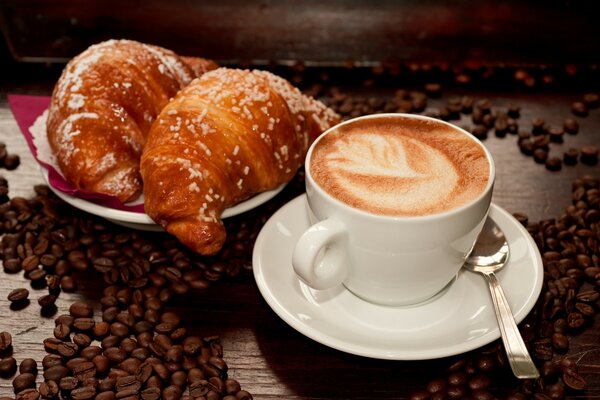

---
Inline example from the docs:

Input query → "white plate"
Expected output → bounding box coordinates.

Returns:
[252,195,544,360]
[41,167,286,231]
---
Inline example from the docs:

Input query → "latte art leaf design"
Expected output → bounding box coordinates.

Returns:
[323,133,461,214]
[326,134,424,178]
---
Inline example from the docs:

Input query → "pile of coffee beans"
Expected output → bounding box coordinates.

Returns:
[0,175,279,398]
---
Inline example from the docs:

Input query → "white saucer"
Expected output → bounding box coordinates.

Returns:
[41,168,286,231]
[252,195,544,360]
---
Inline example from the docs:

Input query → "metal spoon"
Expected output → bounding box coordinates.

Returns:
[464,217,540,379]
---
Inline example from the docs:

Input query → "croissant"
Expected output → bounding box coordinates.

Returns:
[46,39,217,202]
[140,68,340,255]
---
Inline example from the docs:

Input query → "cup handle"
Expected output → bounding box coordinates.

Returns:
[292,218,348,290]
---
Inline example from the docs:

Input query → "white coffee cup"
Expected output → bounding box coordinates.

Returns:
[292,113,495,306]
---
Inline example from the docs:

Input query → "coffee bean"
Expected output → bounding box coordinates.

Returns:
[545,157,562,171]
[73,333,92,348]
[0,331,12,351]
[92,355,110,374]
[41,354,62,370]
[563,118,579,134]
[72,360,96,381]
[38,380,59,398]
[583,92,599,108]
[115,375,141,393]
[59,376,78,390]
[37,294,56,308]
[13,373,36,393]
[533,149,548,164]
[580,145,598,165]
[54,323,70,340]
[564,148,579,165]
[119,358,141,375]
[70,301,94,318]
[58,341,79,358]
[563,369,586,390]
[60,275,77,292]
[0,357,17,378]
[73,318,96,331]
[140,387,161,400]
[43,365,70,381]
[572,101,589,117]
[7,288,29,303]
[71,386,96,400]
[15,388,39,400]
[18,359,37,376]
[162,385,182,400]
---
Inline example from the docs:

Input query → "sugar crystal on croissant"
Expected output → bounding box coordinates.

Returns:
[141,68,340,255]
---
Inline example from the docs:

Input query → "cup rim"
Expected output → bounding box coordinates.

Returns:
[305,113,496,222]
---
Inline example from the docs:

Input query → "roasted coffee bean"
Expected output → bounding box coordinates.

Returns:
[236,390,253,400]
[13,373,36,393]
[73,333,93,348]
[583,92,599,108]
[162,385,182,400]
[71,386,96,400]
[60,275,77,292]
[92,355,110,374]
[80,346,102,360]
[53,323,70,340]
[140,387,161,400]
[72,360,96,381]
[18,359,37,376]
[564,148,579,165]
[580,145,599,165]
[546,157,562,171]
[563,118,579,134]
[15,388,39,400]
[43,365,69,381]
[571,101,589,117]
[0,357,17,378]
[0,331,12,351]
[95,391,116,400]
[37,294,56,308]
[119,358,141,375]
[563,369,586,390]
[70,301,94,318]
[105,348,127,364]
[41,354,62,370]
[73,318,95,331]
[38,380,59,398]
[7,288,29,303]
[110,322,129,337]
[55,314,75,328]
[59,376,78,390]
[115,375,142,393]
[57,341,79,358]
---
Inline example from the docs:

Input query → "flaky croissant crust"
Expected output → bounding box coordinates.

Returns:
[46,39,216,202]
[141,68,339,255]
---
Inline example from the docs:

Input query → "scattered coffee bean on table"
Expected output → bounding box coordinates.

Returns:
[0,332,12,351]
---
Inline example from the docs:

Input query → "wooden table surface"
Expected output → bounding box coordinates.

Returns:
[1,63,600,399]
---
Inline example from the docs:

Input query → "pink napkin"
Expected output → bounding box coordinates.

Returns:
[7,94,145,212]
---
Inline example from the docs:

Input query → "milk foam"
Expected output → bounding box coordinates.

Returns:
[310,117,490,216]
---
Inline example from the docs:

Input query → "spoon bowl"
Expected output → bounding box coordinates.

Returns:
[464,217,540,379]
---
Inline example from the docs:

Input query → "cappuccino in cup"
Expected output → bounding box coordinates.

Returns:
[293,114,495,306]
[309,116,490,217]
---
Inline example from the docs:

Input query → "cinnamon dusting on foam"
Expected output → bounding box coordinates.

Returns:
[310,117,490,216]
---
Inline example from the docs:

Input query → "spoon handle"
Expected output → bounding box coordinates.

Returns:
[483,272,540,379]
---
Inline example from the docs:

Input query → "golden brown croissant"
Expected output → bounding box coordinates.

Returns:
[140,68,340,255]
[46,39,217,202]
